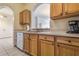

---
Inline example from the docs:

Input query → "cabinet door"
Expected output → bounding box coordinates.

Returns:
[19,12,23,24]
[65,3,79,14]
[24,34,30,53]
[19,10,31,25]
[56,43,77,56]
[74,46,79,56]
[23,10,31,24]
[50,3,63,17]
[30,34,38,56]
[40,40,54,56]
[22,10,27,24]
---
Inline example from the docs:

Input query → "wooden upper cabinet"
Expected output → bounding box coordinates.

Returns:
[50,3,63,18]
[19,9,31,25]
[64,3,79,14]
[50,3,79,20]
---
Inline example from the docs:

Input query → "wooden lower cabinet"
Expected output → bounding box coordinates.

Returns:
[24,33,79,56]
[56,36,79,56]
[56,43,79,56]
[50,3,63,18]
[56,43,74,56]
[30,34,38,56]
[74,47,79,56]
[24,34,30,53]
[40,40,54,56]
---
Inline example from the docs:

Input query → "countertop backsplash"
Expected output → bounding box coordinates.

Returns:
[50,16,79,32]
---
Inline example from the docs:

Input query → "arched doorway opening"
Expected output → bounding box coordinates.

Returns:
[0,6,28,56]
[0,6,14,47]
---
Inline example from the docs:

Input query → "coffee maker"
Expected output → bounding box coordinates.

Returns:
[67,20,79,33]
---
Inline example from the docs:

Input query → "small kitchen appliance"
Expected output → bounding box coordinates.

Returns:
[67,20,79,33]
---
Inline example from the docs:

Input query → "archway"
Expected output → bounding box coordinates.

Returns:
[0,6,14,46]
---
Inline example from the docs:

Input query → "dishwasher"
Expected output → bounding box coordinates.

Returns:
[16,32,23,50]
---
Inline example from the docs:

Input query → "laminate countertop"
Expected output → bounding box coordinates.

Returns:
[15,30,79,38]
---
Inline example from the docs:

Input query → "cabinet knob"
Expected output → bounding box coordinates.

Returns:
[29,38,31,40]
[60,13,63,15]
[44,37,47,39]
[68,40,71,43]
[57,45,60,47]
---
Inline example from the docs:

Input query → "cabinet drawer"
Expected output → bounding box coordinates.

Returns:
[40,40,54,45]
[56,36,79,47]
[30,34,38,40]
[39,35,54,41]
[24,34,29,39]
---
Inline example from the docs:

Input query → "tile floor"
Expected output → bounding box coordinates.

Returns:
[0,37,29,56]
